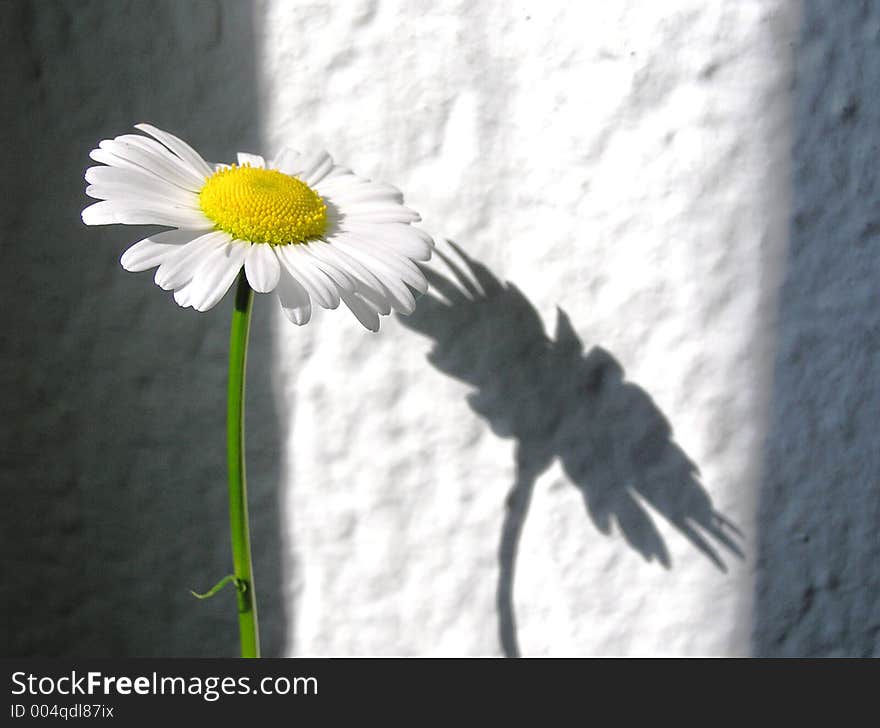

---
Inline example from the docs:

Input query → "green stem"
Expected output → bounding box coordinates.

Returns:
[227,270,260,657]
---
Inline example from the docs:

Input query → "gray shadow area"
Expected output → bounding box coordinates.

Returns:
[754,1,880,657]
[399,244,742,657]
[0,0,287,656]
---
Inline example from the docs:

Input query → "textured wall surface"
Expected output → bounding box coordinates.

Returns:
[755,0,880,657]
[2,0,878,657]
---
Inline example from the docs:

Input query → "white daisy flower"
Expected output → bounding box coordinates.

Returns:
[82,124,433,331]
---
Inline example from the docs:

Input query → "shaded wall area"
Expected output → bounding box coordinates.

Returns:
[0,0,286,656]
[755,0,880,656]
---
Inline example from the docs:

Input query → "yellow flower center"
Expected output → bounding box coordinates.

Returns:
[199,165,327,245]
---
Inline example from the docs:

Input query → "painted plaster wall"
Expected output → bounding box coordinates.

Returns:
[2,0,878,657]
[259,0,794,656]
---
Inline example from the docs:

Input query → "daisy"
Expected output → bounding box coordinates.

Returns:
[82,124,433,331]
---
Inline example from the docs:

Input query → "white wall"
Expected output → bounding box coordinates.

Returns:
[5,0,880,657]
[258,0,794,656]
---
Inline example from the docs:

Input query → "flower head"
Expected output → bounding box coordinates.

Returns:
[82,124,433,331]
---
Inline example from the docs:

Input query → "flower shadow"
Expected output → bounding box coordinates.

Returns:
[398,242,743,656]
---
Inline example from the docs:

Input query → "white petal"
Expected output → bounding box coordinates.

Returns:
[120,229,202,272]
[85,166,200,207]
[108,134,205,188]
[341,205,421,224]
[111,205,214,229]
[341,221,433,260]
[155,231,230,290]
[113,134,209,187]
[306,240,387,299]
[299,244,354,293]
[85,185,201,211]
[180,241,248,312]
[244,243,281,293]
[120,240,177,272]
[85,198,204,228]
[173,280,196,308]
[335,232,428,293]
[151,229,205,244]
[134,123,214,177]
[99,139,203,191]
[338,290,380,332]
[85,191,204,216]
[271,148,302,176]
[299,150,334,186]
[314,173,371,196]
[237,153,266,168]
[89,148,174,186]
[304,241,394,316]
[350,277,392,316]
[327,238,416,314]
[324,165,353,179]
[275,244,339,309]
[82,200,120,225]
[325,186,404,206]
[276,267,311,325]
